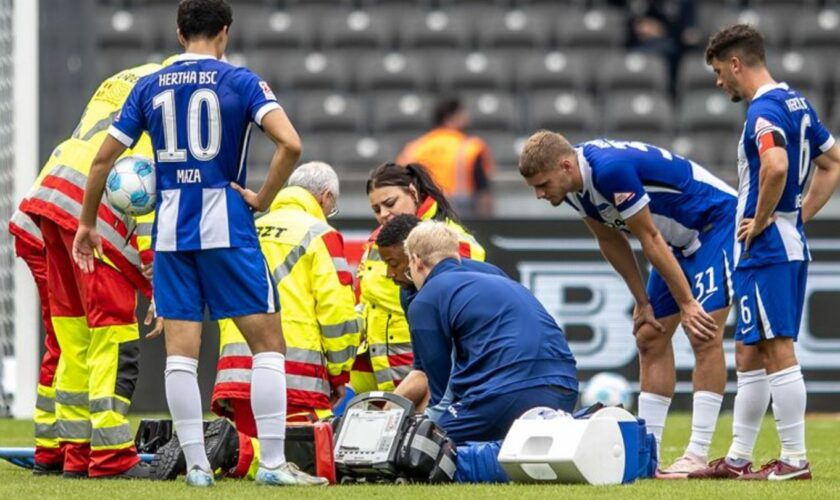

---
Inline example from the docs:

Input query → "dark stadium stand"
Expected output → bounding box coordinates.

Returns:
[91,0,840,213]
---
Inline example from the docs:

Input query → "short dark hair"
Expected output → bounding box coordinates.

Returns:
[376,214,421,248]
[433,98,463,126]
[705,24,766,67]
[177,0,233,41]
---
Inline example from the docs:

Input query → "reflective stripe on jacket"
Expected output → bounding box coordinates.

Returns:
[213,187,361,412]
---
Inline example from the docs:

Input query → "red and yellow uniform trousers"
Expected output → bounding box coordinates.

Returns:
[351,197,486,393]
[210,187,361,478]
[9,209,63,467]
[16,62,160,477]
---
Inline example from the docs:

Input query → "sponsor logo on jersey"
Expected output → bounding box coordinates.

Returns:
[613,192,635,205]
[259,81,276,101]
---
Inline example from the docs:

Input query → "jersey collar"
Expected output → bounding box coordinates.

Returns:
[574,147,592,195]
[753,81,789,101]
[171,52,218,62]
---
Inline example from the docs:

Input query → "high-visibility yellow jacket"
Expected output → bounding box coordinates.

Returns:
[213,187,361,413]
[19,63,162,297]
[356,197,485,391]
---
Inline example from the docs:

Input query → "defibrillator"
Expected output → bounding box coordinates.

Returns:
[333,392,456,483]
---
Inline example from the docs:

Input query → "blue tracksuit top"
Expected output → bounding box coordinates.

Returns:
[406,258,578,405]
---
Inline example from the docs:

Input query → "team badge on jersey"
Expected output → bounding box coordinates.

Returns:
[259,81,276,101]
[614,192,635,205]
[754,116,775,134]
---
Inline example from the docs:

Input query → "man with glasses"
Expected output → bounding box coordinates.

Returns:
[152,161,360,480]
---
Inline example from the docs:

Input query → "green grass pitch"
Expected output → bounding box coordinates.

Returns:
[1,413,838,499]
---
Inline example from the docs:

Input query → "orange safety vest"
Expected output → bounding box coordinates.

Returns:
[398,127,492,199]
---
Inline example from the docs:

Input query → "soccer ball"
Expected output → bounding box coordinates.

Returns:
[105,155,156,216]
[581,372,633,411]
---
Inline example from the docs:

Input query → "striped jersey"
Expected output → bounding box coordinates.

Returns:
[735,82,835,268]
[109,53,281,252]
[565,139,737,257]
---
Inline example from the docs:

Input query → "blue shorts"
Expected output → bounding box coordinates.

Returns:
[153,247,279,321]
[647,221,734,318]
[437,385,578,445]
[733,261,808,345]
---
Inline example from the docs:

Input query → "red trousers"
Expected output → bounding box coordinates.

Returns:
[15,237,63,466]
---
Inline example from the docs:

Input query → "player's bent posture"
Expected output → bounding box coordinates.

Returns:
[519,132,736,477]
[688,24,840,481]
[16,62,163,479]
[73,0,325,487]
[398,222,578,444]
[378,214,507,423]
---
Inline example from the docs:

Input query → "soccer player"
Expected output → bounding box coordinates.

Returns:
[401,221,578,444]
[73,0,325,487]
[688,24,840,481]
[519,132,736,477]
[16,61,163,478]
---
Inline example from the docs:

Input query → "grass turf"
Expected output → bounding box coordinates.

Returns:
[1,413,839,499]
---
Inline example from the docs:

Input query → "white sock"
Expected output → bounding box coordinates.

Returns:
[727,369,771,462]
[638,392,672,455]
[165,356,210,472]
[768,365,807,466]
[685,391,723,459]
[251,352,287,469]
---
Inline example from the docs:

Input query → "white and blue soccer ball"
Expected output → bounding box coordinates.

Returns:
[581,372,633,411]
[106,155,156,216]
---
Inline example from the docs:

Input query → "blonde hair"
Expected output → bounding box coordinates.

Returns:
[404,221,460,267]
[518,130,575,177]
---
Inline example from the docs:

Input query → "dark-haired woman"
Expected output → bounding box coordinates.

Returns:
[350,163,486,394]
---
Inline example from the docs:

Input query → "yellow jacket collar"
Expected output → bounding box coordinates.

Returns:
[269,186,326,220]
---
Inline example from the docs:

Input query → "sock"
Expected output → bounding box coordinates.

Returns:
[727,369,771,462]
[768,365,807,466]
[638,392,672,455]
[165,356,211,472]
[251,352,287,469]
[685,391,723,459]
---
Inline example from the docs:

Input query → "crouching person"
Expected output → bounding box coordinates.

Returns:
[396,222,579,444]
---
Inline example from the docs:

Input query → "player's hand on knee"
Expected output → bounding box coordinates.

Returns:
[633,302,664,335]
[680,300,717,341]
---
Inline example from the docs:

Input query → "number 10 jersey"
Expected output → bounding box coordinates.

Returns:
[110,53,281,252]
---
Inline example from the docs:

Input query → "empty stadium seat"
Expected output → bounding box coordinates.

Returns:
[711,9,787,48]
[515,51,589,93]
[239,8,315,51]
[462,92,521,132]
[598,52,669,94]
[790,9,840,67]
[677,54,718,96]
[482,132,527,171]
[398,10,472,53]
[296,93,366,133]
[767,51,827,101]
[275,52,351,92]
[604,91,673,135]
[436,52,510,92]
[476,9,550,53]
[370,92,434,133]
[555,8,625,53]
[526,92,599,143]
[321,10,392,54]
[332,136,398,173]
[670,134,723,171]
[95,8,155,49]
[356,52,430,92]
[678,90,743,134]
